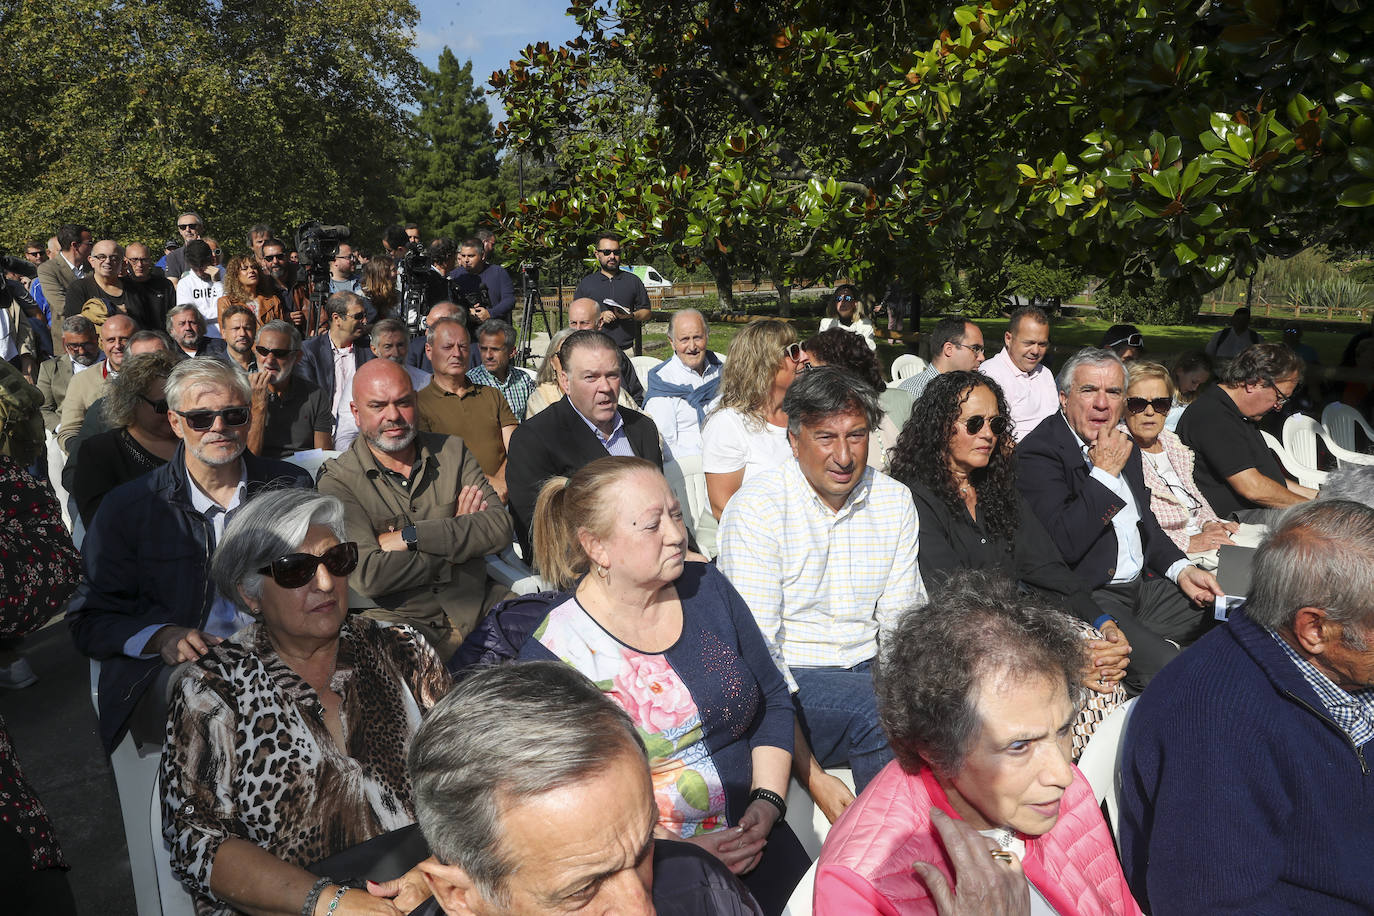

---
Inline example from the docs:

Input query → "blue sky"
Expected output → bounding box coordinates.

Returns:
[411,0,583,121]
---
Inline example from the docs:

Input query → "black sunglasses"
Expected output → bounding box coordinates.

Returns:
[597,248,621,255]
[177,222,200,230]
[174,406,251,430]
[1126,396,1172,415]
[138,394,169,414]
[254,345,295,360]
[1108,333,1145,350]
[257,542,358,589]
[963,415,1010,436]
[262,253,286,261]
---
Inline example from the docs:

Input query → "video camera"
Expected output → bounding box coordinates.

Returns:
[0,249,36,281]
[449,273,492,317]
[294,221,351,273]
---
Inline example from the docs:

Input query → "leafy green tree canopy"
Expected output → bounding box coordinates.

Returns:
[491,0,1374,304]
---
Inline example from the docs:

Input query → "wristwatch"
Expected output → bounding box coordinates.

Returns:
[400,525,418,551]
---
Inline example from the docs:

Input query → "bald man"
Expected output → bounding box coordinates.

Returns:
[317,359,513,660]
[567,297,645,405]
[406,300,467,374]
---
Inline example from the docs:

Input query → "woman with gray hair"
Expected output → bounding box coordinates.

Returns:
[160,488,451,916]
[69,350,180,525]
[815,570,1142,916]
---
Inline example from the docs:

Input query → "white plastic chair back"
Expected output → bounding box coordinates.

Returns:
[1076,697,1137,847]
[1261,429,1327,489]
[783,768,855,860]
[1321,402,1374,456]
[151,772,198,915]
[662,455,717,557]
[891,353,925,382]
[780,861,819,916]
[280,448,342,480]
[630,355,661,393]
[1281,414,1323,474]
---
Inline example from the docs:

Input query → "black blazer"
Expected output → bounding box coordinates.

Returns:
[298,333,373,402]
[506,396,663,556]
[1016,412,1185,589]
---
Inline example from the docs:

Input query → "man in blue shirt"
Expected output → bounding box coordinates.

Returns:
[448,237,514,322]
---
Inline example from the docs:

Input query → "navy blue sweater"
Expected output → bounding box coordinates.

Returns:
[1119,608,1374,913]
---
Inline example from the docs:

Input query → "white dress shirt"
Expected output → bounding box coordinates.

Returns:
[717,460,925,691]
[643,354,723,460]
[331,343,359,450]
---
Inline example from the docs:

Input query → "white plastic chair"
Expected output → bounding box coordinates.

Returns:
[484,545,550,595]
[890,353,925,382]
[662,455,718,558]
[781,861,819,916]
[630,355,661,392]
[1261,429,1327,489]
[280,448,342,480]
[150,773,197,916]
[1322,402,1374,454]
[1288,413,1374,471]
[783,768,855,861]
[1075,698,1137,849]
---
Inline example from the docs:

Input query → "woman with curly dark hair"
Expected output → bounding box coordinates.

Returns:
[888,371,1131,698]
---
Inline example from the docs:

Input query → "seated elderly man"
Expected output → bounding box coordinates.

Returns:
[166,303,227,360]
[66,358,310,752]
[318,359,513,659]
[371,316,431,391]
[405,301,464,374]
[1120,499,1374,914]
[245,319,333,459]
[506,329,663,557]
[644,308,723,460]
[1017,347,1223,692]
[717,367,923,814]
[1176,342,1313,519]
[416,318,519,502]
[408,661,765,916]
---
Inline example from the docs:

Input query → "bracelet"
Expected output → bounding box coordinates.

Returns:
[302,876,332,916]
[326,885,349,914]
[749,787,787,820]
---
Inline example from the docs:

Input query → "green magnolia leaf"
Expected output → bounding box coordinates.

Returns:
[1336,182,1374,207]
[1347,147,1374,179]
[1174,238,1202,264]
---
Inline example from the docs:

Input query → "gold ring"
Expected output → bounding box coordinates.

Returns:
[989,850,1015,864]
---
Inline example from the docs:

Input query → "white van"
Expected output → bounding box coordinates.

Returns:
[625,265,673,289]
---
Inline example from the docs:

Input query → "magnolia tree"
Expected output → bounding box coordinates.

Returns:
[491,0,1374,316]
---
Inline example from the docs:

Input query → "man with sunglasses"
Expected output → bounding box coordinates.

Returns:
[245,320,333,459]
[1017,348,1224,692]
[259,239,313,334]
[899,316,985,400]
[161,211,203,280]
[1177,342,1314,519]
[37,315,100,433]
[572,232,652,354]
[67,357,311,752]
[318,359,513,658]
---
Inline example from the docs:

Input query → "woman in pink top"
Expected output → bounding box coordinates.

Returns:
[814,571,1142,916]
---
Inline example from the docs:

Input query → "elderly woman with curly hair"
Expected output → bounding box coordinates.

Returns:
[161,488,451,916]
[215,255,283,330]
[888,370,1133,698]
[815,571,1143,916]
[701,319,809,518]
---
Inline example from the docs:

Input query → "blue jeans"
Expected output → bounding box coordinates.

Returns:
[792,660,893,792]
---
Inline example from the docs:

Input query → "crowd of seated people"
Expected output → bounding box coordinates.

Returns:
[14,212,1374,916]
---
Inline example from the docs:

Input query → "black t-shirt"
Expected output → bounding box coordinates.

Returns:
[68,276,130,320]
[1176,383,1286,518]
[260,377,333,459]
[573,269,649,350]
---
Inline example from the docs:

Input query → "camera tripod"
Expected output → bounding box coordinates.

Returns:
[516,266,560,368]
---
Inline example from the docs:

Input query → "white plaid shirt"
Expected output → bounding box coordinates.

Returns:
[1269,627,1374,747]
[716,459,925,692]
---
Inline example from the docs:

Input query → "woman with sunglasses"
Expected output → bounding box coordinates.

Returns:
[1124,361,1238,554]
[69,350,180,525]
[888,371,1132,703]
[161,488,451,916]
[702,319,808,519]
[215,255,283,331]
[818,284,876,351]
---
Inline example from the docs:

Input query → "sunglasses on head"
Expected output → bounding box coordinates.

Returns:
[962,415,1010,436]
[254,345,294,360]
[257,542,358,589]
[1108,333,1145,350]
[138,394,169,414]
[1126,396,1172,415]
[174,406,251,430]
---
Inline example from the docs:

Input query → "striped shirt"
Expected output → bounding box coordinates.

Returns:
[1269,627,1374,747]
[716,460,925,691]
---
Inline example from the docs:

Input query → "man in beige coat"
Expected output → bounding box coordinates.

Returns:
[317,359,514,660]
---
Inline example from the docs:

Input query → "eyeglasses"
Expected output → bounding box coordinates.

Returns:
[962,415,1010,436]
[25,251,43,259]
[64,340,98,352]
[254,345,295,360]
[953,342,986,354]
[1108,333,1145,350]
[1125,396,1172,415]
[173,406,251,430]
[126,256,151,264]
[1266,381,1294,408]
[597,248,621,255]
[177,222,200,230]
[89,253,122,262]
[782,342,806,363]
[257,542,358,589]
[207,249,221,258]
[262,253,286,261]
[138,394,170,414]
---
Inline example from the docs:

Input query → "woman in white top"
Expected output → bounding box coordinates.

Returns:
[1124,361,1238,555]
[702,319,808,519]
[817,284,876,350]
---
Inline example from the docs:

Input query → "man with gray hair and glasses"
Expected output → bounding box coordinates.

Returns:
[407,661,764,916]
[717,366,923,818]
[1120,499,1374,913]
[1017,346,1223,692]
[67,357,310,753]
[245,319,333,459]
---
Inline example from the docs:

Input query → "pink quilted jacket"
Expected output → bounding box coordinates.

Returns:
[814,762,1142,916]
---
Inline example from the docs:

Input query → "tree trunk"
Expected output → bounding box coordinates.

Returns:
[707,254,735,310]
[777,282,792,318]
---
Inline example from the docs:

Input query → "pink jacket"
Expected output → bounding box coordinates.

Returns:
[1138,429,1221,552]
[814,762,1142,916]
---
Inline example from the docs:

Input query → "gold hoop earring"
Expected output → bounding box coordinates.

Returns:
[595,564,608,579]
